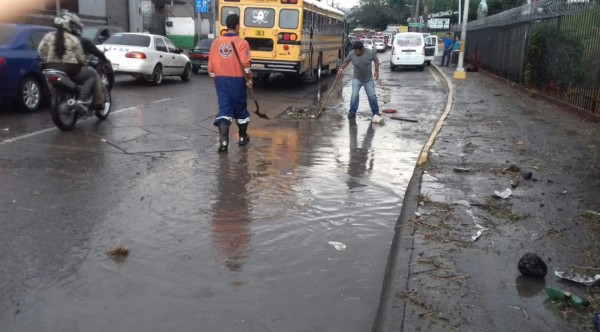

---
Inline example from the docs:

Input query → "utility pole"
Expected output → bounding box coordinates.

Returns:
[55,0,61,15]
[413,0,420,32]
[458,0,462,25]
[453,0,469,79]
[210,0,215,37]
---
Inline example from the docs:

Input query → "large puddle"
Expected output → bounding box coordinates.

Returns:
[0,66,447,331]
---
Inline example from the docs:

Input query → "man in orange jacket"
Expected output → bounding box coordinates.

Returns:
[208,14,253,153]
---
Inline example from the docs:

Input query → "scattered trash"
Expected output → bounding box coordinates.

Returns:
[107,244,129,262]
[390,116,418,123]
[494,93,503,97]
[471,229,483,241]
[494,188,512,199]
[372,114,383,124]
[506,305,529,318]
[510,178,521,189]
[281,105,319,119]
[32,191,40,196]
[518,253,547,278]
[382,109,397,114]
[544,287,590,308]
[506,164,521,172]
[2,128,9,131]
[595,312,600,332]
[328,241,346,251]
[561,191,568,195]
[415,211,421,217]
[100,138,107,142]
[522,171,533,180]
[466,209,487,242]
[555,269,600,286]
[453,167,470,173]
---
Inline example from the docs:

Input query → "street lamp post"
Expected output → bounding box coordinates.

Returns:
[55,0,61,15]
[453,0,470,79]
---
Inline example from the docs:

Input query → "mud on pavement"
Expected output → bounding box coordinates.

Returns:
[377,65,600,332]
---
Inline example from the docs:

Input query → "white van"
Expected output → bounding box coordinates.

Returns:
[390,32,425,71]
[424,35,440,66]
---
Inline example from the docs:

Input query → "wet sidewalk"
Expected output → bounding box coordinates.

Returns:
[375,65,600,331]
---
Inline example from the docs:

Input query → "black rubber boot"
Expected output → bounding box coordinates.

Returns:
[238,123,250,146]
[217,122,229,153]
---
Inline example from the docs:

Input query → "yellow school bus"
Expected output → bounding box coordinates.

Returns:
[217,0,346,81]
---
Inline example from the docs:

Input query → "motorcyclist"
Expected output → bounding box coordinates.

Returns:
[38,12,99,110]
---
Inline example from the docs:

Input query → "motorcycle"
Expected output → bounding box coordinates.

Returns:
[43,56,112,131]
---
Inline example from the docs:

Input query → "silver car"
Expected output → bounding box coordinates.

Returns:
[362,39,376,52]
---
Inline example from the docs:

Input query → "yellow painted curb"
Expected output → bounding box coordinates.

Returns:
[453,70,467,80]
[416,65,455,166]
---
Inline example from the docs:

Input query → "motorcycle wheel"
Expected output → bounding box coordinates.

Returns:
[50,90,78,131]
[95,85,112,120]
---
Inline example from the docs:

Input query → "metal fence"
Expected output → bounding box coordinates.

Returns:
[458,0,600,115]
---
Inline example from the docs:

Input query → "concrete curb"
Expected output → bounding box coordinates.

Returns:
[372,63,454,332]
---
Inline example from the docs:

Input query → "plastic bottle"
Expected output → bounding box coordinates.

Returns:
[544,287,590,308]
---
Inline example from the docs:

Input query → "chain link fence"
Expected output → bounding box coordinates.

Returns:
[457,0,600,115]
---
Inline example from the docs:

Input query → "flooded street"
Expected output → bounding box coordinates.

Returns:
[0,52,447,331]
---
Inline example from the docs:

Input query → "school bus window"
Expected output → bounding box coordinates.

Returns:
[279,9,299,29]
[221,7,240,25]
[244,8,275,28]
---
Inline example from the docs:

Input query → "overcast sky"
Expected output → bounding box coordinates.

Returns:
[337,0,360,9]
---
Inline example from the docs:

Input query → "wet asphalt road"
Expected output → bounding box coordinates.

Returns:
[0,52,447,331]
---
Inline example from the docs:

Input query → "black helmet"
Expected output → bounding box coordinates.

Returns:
[54,12,83,36]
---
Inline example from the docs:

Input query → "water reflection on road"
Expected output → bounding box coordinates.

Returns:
[1,66,446,331]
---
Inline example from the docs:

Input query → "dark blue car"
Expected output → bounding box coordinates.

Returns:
[0,24,55,112]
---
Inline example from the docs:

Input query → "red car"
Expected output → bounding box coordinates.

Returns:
[188,38,213,73]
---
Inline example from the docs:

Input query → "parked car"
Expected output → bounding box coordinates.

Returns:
[373,38,386,52]
[0,23,54,112]
[424,35,440,66]
[362,39,376,52]
[102,33,193,85]
[188,38,213,73]
[390,32,425,71]
[82,25,123,45]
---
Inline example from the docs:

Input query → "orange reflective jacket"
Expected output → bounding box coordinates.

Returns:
[208,33,251,78]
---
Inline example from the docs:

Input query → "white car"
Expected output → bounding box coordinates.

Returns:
[362,39,376,52]
[101,33,192,85]
[373,38,386,52]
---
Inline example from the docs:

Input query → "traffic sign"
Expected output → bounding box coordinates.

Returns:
[408,22,425,27]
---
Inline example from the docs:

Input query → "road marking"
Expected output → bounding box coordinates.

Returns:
[152,98,171,103]
[417,64,455,166]
[0,104,141,145]
[1,127,57,144]
[428,67,441,83]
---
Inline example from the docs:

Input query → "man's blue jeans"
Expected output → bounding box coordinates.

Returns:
[349,77,379,115]
[440,49,451,66]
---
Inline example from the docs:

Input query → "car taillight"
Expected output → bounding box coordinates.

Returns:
[278,33,297,41]
[0,57,5,66]
[47,74,60,84]
[125,52,146,59]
